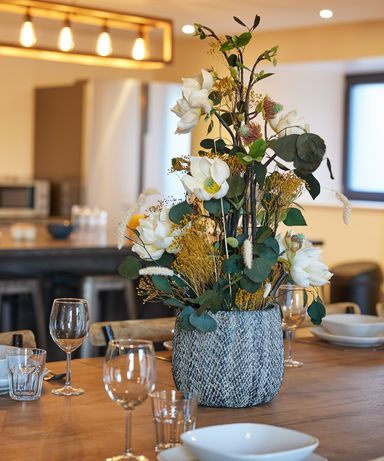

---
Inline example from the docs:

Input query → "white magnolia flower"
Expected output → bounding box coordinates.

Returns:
[132,208,179,261]
[269,109,310,138]
[171,69,214,134]
[278,231,332,287]
[181,156,230,201]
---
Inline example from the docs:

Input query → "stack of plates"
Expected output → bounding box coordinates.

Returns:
[311,314,384,347]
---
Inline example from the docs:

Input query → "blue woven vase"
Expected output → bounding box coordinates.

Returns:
[172,306,284,408]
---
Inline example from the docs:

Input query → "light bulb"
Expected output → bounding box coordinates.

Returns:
[132,36,145,60]
[19,12,36,48]
[58,20,74,52]
[96,27,112,56]
[182,24,195,35]
[319,9,334,19]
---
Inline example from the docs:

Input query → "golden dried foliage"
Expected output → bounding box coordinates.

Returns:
[235,286,267,310]
[173,220,221,295]
[137,277,161,304]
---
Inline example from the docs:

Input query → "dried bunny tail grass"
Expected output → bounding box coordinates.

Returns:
[335,191,352,224]
[173,222,221,295]
[242,239,253,269]
[139,267,174,277]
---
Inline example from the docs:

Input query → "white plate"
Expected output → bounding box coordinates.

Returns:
[311,326,384,347]
[163,341,173,352]
[322,314,384,338]
[181,423,319,461]
[157,446,327,461]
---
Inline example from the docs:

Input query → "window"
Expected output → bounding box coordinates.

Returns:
[343,73,384,201]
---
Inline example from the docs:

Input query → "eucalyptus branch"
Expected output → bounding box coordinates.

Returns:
[220,198,233,300]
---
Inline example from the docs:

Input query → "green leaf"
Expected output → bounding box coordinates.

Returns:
[253,15,261,29]
[203,199,230,216]
[164,298,184,308]
[152,275,172,294]
[326,157,335,180]
[188,289,223,312]
[200,138,214,149]
[244,256,273,283]
[220,39,235,51]
[294,133,326,174]
[307,298,326,325]
[222,254,244,274]
[118,256,142,280]
[179,306,196,331]
[249,139,267,160]
[189,311,217,332]
[156,252,175,267]
[233,16,247,27]
[239,276,261,293]
[226,237,239,248]
[169,201,194,224]
[236,234,247,246]
[255,226,273,243]
[264,237,280,254]
[209,91,222,105]
[253,162,267,187]
[253,241,278,264]
[226,176,245,198]
[221,112,233,127]
[270,134,298,162]
[283,208,307,226]
[215,138,227,153]
[236,32,252,47]
[227,53,238,67]
[207,120,214,134]
[171,275,188,288]
[295,171,321,200]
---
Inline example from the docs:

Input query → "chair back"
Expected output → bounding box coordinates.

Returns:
[89,317,176,346]
[0,330,37,348]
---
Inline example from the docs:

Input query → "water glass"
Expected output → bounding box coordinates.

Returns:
[151,390,198,452]
[8,348,46,401]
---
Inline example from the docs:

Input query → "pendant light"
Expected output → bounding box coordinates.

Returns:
[19,8,36,48]
[96,23,112,56]
[132,31,145,61]
[58,17,74,52]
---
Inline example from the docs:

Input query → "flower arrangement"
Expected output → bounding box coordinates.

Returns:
[118,15,334,332]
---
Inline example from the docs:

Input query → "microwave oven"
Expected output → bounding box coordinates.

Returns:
[0,179,50,218]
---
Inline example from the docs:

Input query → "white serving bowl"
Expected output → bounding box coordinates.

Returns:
[181,423,319,461]
[322,314,384,338]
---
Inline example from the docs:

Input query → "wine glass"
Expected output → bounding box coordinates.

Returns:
[49,298,90,396]
[103,339,157,461]
[276,285,312,368]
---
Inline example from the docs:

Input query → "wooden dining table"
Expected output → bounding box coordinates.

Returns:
[0,338,384,461]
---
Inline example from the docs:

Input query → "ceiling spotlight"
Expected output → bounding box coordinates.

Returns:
[58,17,74,52]
[96,23,113,56]
[182,24,195,35]
[19,8,36,47]
[132,33,145,60]
[319,9,334,19]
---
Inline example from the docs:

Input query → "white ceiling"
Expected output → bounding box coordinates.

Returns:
[62,0,384,35]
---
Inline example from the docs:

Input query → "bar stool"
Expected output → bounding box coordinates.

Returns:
[80,275,137,357]
[0,279,47,350]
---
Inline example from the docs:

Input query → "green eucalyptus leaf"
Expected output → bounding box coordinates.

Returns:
[296,133,326,163]
[236,32,252,47]
[283,208,307,226]
[307,297,326,325]
[189,311,217,332]
[164,298,185,308]
[156,253,176,267]
[222,254,244,274]
[253,243,278,264]
[203,199,230,216]
[236,234,247,246]
[255,226,273,243]
[169,201,194,224]
[264,237,280,254]
[152,275,172,294]
[171,275,188,288]
[227,53,238,67]
[294,170,321,200]
[270,134,298,162]
[179,306,196,331]
[252,162,267,187]
[244,256,273,283]
[226,176,245,198]
[221,112,233,127]
[226,237,239,248]
[209,91,222,105]
[240,276,261,293]
[215,138,227,153]
[118,256,142,280]
[200,138,215,149]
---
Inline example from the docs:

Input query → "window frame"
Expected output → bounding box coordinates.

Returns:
[343,72,384,201]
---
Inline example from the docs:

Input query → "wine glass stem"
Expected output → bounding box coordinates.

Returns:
[124,410,132,456]
[65,352,72,387]
[286,330,294,361]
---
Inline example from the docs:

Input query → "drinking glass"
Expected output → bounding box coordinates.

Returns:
[103,339,157,461]
[276,284,312,368]
[49,298,90,396]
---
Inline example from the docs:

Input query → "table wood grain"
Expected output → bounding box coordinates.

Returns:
[0,340,383,461]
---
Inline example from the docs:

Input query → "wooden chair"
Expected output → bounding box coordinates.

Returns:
[0,329,37,348]
[88,317,176,349]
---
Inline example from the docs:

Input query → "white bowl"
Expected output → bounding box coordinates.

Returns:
[181,423,319,461]
[322,314,384,338]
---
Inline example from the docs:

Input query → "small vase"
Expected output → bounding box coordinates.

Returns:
[172,306,284,408]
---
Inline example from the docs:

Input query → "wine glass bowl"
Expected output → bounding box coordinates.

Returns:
[276,285,313,368]
[49,298,90,396]
[103,339,157,461]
